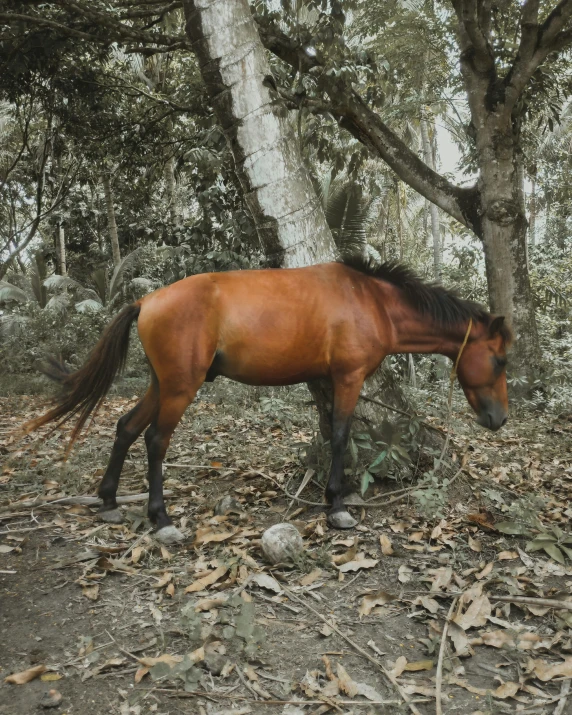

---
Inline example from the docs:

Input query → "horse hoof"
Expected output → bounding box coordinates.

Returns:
[327,510,358,529]
[98,508,123,524]
[155,525,185,544]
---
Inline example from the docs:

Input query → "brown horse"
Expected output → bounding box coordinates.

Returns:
[26,259,511,543]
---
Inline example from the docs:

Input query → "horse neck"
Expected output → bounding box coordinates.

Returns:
[383,296,483,358]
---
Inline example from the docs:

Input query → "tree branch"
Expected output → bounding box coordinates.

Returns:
[451,0,495,73]
[504,0,572,111]
[256,20,481,235]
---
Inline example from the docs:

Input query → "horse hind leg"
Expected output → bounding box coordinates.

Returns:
[97,385,158,524]
[144,379,204,544]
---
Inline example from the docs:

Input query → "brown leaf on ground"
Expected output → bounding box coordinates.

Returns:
[454,593,491,630]
[4,665,47,684]
[379,534,393,555]
[390,656,408,678]
[82,584,99,601]
[332,537,358,565]
[193,527,235,546]
[482,630,562,651]
[497,551,518,560]
[338,554,379,573]
[299,568,322,586]
[449,621,472,657]
[475,562,494,580]
[358,590,397,617]
[336,663,359,697]
[450,676,519,699]
[530,656,572,681]
[185,565,229,593]
[468,535,482,552]
[404,659,434,672]
[467,511,497,531]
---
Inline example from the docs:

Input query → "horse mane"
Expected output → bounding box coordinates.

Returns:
[342,256,512,342]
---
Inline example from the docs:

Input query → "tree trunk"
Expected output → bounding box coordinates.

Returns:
[420,116,441,279]
[56,222,66,276]
[476,118,540,372]
[165,155,179,225]
[183,0,411,443]
[183,0,335,268]
[529,175,536,248]
[102,174,121,267]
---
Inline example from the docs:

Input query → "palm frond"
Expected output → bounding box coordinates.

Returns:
[0,281,29,303]
[108,248,142,302]
[0,313,29,337]
[90,268,108,305]
[75,299,104,313]
[45,294,70,315]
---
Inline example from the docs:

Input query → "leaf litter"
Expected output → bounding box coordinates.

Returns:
[3,392,572,713]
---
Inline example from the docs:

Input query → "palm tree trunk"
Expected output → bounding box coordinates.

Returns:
[102,174,121,267]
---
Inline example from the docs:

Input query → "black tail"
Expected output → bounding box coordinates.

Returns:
[26,303,141,444]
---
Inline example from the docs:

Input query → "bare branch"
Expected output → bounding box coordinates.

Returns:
[450,0,495,73]
[504,0,572,111]
[256,20,481,234]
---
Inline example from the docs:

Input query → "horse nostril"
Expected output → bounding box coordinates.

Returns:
[501,416,507,427]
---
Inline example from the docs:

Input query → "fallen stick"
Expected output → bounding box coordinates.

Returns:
[156,688,428,706]
[491,595,572,611]
[358,394,445,434]
[0,491,173,513]
[164,463,224,470]
[276,581,422,715]
[435,596,459,715]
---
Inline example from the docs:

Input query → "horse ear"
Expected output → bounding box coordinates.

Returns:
[489,316,505,337]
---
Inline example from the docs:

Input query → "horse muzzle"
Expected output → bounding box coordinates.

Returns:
[477,405,508,431]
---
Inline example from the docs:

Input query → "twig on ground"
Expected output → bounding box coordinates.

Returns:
[0,491,173,513]
[276,580,422,715]
[163,463,225,470]
[118,529,153,564]
[491,595,572,611]
[436,596,459,715]
[155,688,428,706]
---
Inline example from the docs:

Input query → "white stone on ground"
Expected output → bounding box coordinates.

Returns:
[261,523,304,565]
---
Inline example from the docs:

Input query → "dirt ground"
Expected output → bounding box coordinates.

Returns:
[1,381,572,715]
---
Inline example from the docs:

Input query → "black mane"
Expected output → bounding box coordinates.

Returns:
[343,256,494,330]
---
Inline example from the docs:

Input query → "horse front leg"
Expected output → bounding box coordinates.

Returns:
[325,373,364,529]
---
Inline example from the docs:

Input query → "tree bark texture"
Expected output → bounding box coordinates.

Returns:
[183,0,335,268]
[56,222,66,276]
[102,174,121,267]
[419,115,441,280]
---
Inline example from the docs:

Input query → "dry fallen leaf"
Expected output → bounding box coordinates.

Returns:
[530,656,572,681]
[358,590,397,617]
[390,656,408,678]
[0,544,15,554]
[185,565,229,593]
[497,551,518,560]
[450,676,520,699]
[398,564,413,583]
[194,527,235,546]
[336,663,358,697]
[5,665,47,684]
[251,573,282,593]
[82,584,100,601]
[404,659,434,672]
[299,568,323,586]
[379,534,393,555]
[338,554,379,573]
[468,535,482,552]
[332,537,358,565]
[475,562,494,580]
[454,594,491,630]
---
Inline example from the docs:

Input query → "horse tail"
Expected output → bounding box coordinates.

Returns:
[25,303,141,445]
